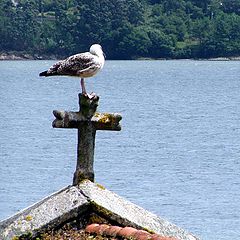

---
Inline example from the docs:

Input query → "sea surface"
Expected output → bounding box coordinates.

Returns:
[0,60,240,240]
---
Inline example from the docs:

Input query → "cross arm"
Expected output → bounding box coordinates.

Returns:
[92,112,122,131]
[52,110,122,131]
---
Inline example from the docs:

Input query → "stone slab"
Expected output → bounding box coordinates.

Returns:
[0,186,89,239]
[0,181,200,240]
[79,181,199,240]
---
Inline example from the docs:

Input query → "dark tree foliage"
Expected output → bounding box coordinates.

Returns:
[0,0,239,59]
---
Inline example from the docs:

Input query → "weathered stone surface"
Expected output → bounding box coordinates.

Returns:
[73,123,96,184]
[0,186,89,239]
[53,93,122,184]
[0,181,199,240]
[79,181,199,240]
[92,112,122,131]
[52,111,122,131]
[79,93,99,119]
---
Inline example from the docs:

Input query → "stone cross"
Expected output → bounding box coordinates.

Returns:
[52,93,122,185]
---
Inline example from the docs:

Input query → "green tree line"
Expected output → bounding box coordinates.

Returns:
[0,0,240,59]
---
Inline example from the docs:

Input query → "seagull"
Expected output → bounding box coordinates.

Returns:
[39,44,105,95]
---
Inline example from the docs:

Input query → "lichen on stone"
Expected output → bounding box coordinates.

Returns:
[25,216,33,222]
[96,183,106,190]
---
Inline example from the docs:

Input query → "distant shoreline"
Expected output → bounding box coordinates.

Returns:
[0,52,60,61]
[1,52,240,61]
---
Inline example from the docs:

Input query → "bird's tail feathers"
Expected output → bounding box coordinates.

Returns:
[39,70,49,77]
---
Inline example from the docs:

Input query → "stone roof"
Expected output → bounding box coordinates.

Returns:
[0,180,199,240]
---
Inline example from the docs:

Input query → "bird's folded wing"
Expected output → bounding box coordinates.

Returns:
[61,53,97,75]
[48,53,96,76]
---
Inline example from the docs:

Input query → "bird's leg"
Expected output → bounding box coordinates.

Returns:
[81,78,87,95]
[81,78,94,99]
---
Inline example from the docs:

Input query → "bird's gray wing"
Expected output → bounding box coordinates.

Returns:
[43,60,63,76]
[52,53,96,76]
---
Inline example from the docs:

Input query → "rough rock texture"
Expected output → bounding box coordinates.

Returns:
[52,93,122,185]
[0,181,199,240]
[0,186,89,239]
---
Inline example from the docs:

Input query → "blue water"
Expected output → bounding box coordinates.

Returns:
[0,60,240,240]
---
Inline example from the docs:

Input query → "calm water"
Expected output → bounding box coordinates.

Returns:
[0,60,240,239]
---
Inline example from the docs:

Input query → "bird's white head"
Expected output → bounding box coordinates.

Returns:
[90,44,105,58]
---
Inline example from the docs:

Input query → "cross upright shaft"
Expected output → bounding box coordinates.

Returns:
[52,93,122,185]
[74,93,99,184]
